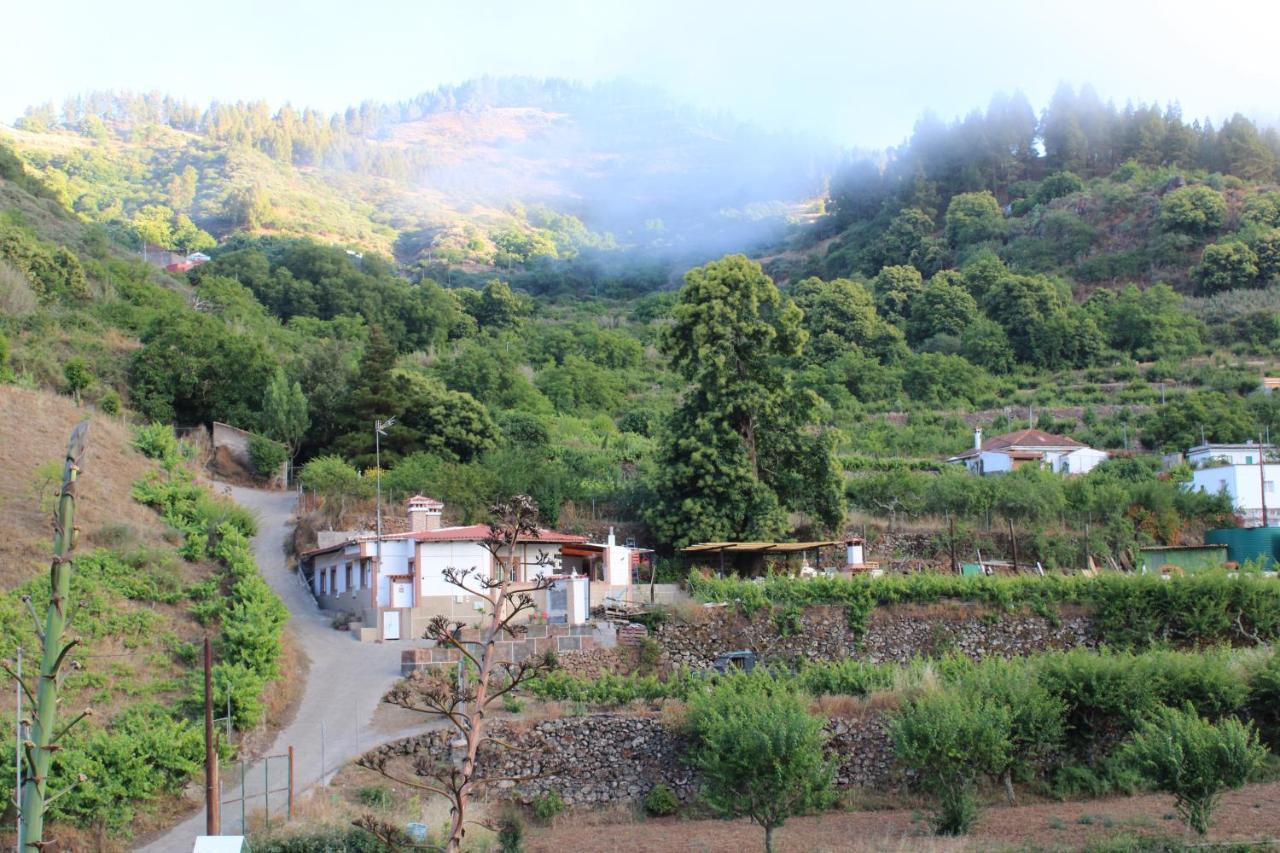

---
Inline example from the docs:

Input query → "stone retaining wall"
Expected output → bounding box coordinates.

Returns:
[400,622,612,676]
[654,603,1095,670]
[364,710,896,809]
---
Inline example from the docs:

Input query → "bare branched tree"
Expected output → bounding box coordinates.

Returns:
[358,494,557,852]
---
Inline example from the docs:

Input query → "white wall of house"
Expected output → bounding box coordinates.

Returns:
[1189,463,1280,524]
[415,540,494,598]
[1188,445,1276,467]
[1054,447,1108,475]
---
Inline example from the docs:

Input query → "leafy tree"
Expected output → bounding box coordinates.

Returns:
[891,691,1010,834]
[944,191,1003,247]
[872,264,924,326]
[688,679,834,853]
[261,367,310,459]
[1036,171,1084,204]
[128,311,274,426]
[247,434,288,477]
[1196,242,1259,294]
[959,317,1015,373]
[982,273,1061,363]
[1248,228,1280,283]
[791,276,898,360]
[1121,704,1264,834]
[300,455,372,528]
[131,204,175,248]
[1142,391,1255,451]
[907,274,978,344]
[1095,283,1202,360]
[62,357,92,403]
[1160,186,1226,235]
[902,353,992,406]
[648,255,843,546]
[1241,193,1280,228]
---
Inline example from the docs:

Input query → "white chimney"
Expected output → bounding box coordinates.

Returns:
[607,527,616,547]
[407,495,443,533]
[974,427,983,451]
[846,539,864,567]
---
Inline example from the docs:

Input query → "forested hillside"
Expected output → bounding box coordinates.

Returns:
[4,78,829,269]
[5,86,1280,568]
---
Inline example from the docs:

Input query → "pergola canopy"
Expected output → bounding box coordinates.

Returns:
[682,540,850,554]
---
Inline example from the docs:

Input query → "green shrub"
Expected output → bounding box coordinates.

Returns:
[99,388,121,415]
[1160,185,1227,235]
[496,805,525,853]
[531,789,565,823]
[890,690,1010,834]
[1121,704,1265,834]
[250,827,384,852]
[688,678,834,851]
[356,784,395,810]
[1247,650,1280,746]
[132,422,183,468]
[644,782,679,816]
[248,433,288,477]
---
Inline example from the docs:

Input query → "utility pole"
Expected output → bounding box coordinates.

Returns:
[204,636,220,835]
[374,417,395,633]
[14,647,20,846]
[1259,433,1270,529]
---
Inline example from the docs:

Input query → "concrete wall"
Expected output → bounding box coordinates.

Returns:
[400,621,612,675]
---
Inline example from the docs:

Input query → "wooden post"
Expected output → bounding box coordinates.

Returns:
[204,636,220,835]
[287,746,295,819]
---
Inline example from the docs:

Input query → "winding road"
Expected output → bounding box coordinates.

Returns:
[140,485,424,851]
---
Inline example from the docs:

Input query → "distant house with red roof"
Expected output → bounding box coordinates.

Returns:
[300,495,640,641]
[948,428,1107,476]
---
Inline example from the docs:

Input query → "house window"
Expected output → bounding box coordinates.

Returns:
[329,566,337,594]
[318,571,326,594]
[1267,481,1276,494]
[345,563,353,592]
[1220,479,1228,492]
[1246,456,1254,464]
[361,561,371,588]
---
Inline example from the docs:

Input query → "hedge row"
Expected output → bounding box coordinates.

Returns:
[686,572,1280,648]
[131,425,287,728]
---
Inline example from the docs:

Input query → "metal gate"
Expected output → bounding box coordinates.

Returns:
[219,748,295,835]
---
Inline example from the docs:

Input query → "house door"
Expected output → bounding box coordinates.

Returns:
[392,581,413,608]
[383,610,401,641]
[546,580,568,624]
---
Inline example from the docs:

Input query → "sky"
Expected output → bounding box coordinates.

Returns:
[5,0,1279,149]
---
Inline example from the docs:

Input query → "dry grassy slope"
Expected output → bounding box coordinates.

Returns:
[0,386,220,715]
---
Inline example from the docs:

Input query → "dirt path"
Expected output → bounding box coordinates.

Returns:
[139,486,426,851]
[527,781,1280,852]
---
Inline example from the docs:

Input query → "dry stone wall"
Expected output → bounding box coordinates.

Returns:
[654,603,1095,669]
[364,711,897,810]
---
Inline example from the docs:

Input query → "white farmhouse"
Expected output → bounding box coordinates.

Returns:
[300,496,641,641]
[1185,442,1279,527]
[948,428,1108,476]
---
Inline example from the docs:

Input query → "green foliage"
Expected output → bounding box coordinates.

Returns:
[649,255,843,547]
[890,690,1009,834]
[531,789,565,823]
[1160,186,1227,236]
[250,827,384,853]
[131,422,184,468]
[62,356,92,400]
[945,191,1004,247]
[1143,391,1254,450]
[496,806,526,853]
[1197,242,1259,294]
[356,784,395,810]
[46,704,205,832]
[1121,704,1264,834]
[644,783,680,816]
[260,367,309,456]
[99,388,121,415]
[248,433,288,477]
[687,572,1280,650]
[688,679,834,848]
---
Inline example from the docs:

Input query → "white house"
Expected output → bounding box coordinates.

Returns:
[1185,443,1279,526]
[948,428,1107,476]
[300,495,641,641]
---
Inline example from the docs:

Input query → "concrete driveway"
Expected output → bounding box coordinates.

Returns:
[139,486,426,851]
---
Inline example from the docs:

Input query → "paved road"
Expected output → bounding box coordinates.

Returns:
[140,486,423,851]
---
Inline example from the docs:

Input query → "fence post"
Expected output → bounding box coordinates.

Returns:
[287,746,295,820]
[264,757,270,830]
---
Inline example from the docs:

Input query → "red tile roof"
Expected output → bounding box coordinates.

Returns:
[300,525,587,558]
[951,429,1085,460]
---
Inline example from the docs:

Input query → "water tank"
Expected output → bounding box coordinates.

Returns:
[1203,527,1280,570]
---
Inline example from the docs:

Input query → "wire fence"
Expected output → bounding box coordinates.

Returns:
[218,748,295,836]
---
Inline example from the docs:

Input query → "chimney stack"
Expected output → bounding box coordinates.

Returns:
[407,495,443,533]
[607,527,616,547]
[974,427,983,451]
